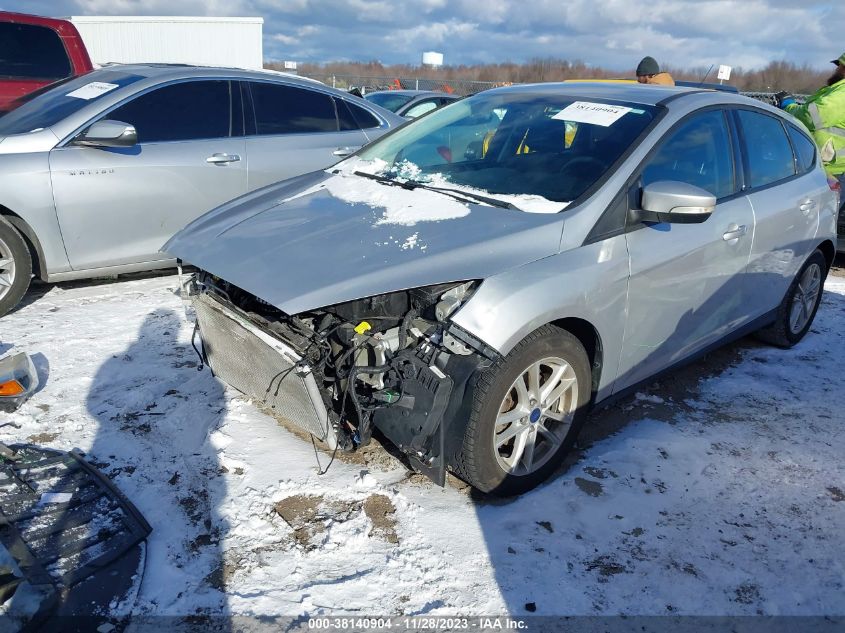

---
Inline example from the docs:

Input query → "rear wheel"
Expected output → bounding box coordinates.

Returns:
[0,217,32,318]
[756,249,827,348]
[452,325,591,496]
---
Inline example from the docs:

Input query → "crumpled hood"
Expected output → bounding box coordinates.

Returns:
[164,170,565,315]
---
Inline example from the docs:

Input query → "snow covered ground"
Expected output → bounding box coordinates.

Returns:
[1,264,844,622]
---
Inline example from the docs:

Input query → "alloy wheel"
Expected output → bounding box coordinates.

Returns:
[493,356,578,476]
[789,262,822,334]
[0,235,16,303]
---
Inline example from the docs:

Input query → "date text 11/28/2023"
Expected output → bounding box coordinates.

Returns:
[307,617,528,631]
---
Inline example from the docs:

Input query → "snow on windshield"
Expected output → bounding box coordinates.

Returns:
[283,160,471,227]
[338,157,567,215]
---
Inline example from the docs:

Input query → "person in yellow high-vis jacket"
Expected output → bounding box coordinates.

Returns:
[779,53,845,201]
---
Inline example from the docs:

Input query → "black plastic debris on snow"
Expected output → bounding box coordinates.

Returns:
[0,444,152,631]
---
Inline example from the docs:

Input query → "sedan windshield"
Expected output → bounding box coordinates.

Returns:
[364,92,415,113]
[0,70,144,136]
[355,91,659,206]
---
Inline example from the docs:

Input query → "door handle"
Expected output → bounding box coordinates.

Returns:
[206,153,241,165]
[722,224,747,241]
[332,147,358,157]
[799,199,817,215]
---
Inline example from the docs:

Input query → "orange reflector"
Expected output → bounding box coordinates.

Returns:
[0,379,25,397]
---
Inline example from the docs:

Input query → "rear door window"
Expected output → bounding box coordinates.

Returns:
[106,80,232,143]
[736,110,796,188]
[248,82,338,134]
[642,109,736,199]
[0,22,71,80]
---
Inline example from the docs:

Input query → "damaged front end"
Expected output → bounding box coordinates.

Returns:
[187,271,498,485]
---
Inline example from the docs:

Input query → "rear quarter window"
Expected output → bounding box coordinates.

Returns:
[786,124,817,175]
[337,98,381,130]
[0,22,71,80]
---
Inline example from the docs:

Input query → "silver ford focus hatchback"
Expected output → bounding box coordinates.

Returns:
[0,64,403,316]
[167,83,838,495]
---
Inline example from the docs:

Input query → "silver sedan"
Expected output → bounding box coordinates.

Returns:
[168,82,838,496]
[0,64,403,316]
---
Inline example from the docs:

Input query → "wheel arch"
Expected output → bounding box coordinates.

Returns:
[0,206,47,281]
[549,317,603,403]
[816,239,836,272]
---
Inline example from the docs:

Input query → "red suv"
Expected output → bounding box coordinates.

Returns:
[0,11,93,114]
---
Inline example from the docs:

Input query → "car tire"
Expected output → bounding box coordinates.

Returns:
[452,324,591,496]
[0,217,32,318]
[755,249,827,348]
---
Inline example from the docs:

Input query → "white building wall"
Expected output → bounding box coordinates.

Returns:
[68,16,264,70]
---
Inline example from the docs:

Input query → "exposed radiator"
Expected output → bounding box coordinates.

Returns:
[193,292,338,449]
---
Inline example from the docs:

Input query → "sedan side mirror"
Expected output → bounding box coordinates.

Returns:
[633,180,716,224]
[74,120,138,148]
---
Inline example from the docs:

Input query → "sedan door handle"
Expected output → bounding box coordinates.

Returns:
[332,146,358,157]
[722,224,748,241]
[206,153,241,165]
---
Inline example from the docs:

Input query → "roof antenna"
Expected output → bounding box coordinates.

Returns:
[698,64,715,85]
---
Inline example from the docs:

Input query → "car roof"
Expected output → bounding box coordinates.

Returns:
[367,89,454,97]
[90,63,326,88]
[0,10,79,33]
[486,81,755,108]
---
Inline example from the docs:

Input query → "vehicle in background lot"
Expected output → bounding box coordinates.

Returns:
[168,82,837,496]
[0,11,94,114]
[364,89,460,118]
[0,64,403,316]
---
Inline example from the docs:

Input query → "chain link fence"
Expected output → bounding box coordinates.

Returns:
[302,73,807,106]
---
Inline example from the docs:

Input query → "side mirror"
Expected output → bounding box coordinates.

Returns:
[634,180,716,224]
[74,120,137,148]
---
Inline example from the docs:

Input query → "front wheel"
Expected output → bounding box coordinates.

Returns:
[756,249,827,348]
[0,217,32,318]
[452,325,591,496]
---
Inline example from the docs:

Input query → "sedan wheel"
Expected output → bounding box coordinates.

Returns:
[0,234,16,302]
[0,218,32,317]
[452,324,591,496]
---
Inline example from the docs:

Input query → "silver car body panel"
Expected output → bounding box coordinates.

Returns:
[49,137,248,270]
[244,130,369,191]
[168,84,837,403]
[0,65,403,281]
[163,171,566,316]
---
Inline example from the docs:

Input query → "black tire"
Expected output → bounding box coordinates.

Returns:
[451,324,591,496]
[756,249,827,348]
[0,217,32,318]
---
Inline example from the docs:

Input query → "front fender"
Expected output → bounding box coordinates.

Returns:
[0,152,70,276]
[450,235,629,401]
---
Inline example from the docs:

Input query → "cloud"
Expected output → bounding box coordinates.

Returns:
[2,0,839,70]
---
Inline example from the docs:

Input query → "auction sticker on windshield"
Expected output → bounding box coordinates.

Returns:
[553,101,632,127]
[66,82,120,100]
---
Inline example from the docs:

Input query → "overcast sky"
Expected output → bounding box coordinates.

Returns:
[5,0,843,72]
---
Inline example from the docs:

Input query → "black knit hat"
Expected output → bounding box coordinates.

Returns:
[636,56,660,76]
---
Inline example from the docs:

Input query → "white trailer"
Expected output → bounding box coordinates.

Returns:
[67,16,264,70]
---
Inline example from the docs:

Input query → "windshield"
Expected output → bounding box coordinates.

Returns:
[0,70,144,136]
[355,91,659,205]
[364,92,415,113]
